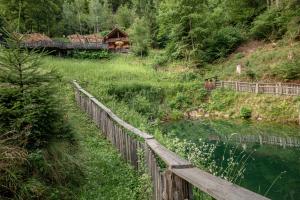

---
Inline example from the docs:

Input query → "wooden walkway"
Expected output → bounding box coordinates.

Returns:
[215,81,300,96]
[73,80,269,200]
[22,41,108,50]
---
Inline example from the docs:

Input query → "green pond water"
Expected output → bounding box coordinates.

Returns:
[161,119,300,200]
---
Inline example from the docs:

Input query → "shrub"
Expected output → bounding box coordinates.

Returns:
[209,89,236,111]
[245,69,257,81]
[272,59,300,80]
[240,107,252,119]
[169,92,192,110]
[71,50,110,59]
[250,8,299,40]
[131,95,153,116]
[202,26,244,62]
[152,54,168,70]
[107,83,164,103]
[178,72,199,81]
[169,109,184,120]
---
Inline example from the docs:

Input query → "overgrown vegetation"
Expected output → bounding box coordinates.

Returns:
[0,33,81,199]
[70,50,110,59]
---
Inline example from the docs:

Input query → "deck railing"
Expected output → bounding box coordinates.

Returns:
[216,81,300,96]
[22,41,108,50]
[72,80,269,200]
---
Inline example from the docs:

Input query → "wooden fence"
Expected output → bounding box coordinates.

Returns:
[22,41,108,50]
[73,80,269,200]
[215,81,300,96]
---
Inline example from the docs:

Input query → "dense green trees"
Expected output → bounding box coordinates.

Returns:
[0,0,299,67]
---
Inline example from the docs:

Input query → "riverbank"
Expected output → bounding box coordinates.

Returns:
[186,88,300,124]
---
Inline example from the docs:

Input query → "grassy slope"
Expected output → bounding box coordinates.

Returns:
[203,40,300,123]
[204,40,300,82]
[62,84,139,199]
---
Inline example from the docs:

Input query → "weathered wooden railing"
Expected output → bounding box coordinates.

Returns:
[216,81,300,96]
[22,41,108,50]
[73,80,269,200]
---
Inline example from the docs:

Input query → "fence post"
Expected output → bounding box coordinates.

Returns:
[164,169,193,200]
[278,83,282,95]
[235,81,239,91]
[255,83,259,94]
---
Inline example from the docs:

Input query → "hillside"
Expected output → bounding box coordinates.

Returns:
[204,39,300,82]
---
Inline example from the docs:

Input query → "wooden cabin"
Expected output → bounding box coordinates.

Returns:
[103,28,130,52]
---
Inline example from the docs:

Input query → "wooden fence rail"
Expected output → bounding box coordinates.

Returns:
[21,41,108,50]
[215,81,300,96]
[72,80,269,200]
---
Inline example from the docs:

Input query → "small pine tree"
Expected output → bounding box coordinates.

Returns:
[0,32,72,149]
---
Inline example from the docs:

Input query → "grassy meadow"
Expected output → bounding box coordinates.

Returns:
[41,51,300,200]
[44,53,300,129]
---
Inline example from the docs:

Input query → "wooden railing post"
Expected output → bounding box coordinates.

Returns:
[255,83,259,94]
[278,82,282,95]
[235,81,239,91]
[164,169,193,200]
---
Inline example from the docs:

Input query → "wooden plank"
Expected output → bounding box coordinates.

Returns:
[172,167,270,200]
[146,139,192,169]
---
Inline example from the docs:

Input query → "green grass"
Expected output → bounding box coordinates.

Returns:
[61,83,140,200]
[44,53,300,127]
[204,40,300,82]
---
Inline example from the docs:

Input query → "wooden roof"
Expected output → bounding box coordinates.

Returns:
[104,27,128,41]
[22,33,52,42]
[68,34,103,43]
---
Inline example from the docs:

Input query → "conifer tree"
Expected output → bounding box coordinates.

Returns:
[0,32,72,149]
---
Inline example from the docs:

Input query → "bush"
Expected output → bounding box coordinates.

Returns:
[71,50,110,59]
[272,59,300,80]
[209,89,236,111]
[107,83,164,103]
[250,8,299,40]
[152,54,168,70]
[240,107,252,119]
[202,26,244,62]
[245,69,257,81]
[131,95,153,116]
[169,92,192,110]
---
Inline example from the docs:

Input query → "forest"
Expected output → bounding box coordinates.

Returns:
[0,0,300,67]
[1,0,300,200]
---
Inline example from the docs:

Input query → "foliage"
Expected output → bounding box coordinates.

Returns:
[152,53,169,70]
[162,134,250,183]
[0,32,80,199]
[130,17,151,56]
[0,33,72,149]
[201,27,244,62]
[250,8,287,40]
[71,50,110,59]
[272,58,300,80]
[240,107,252,119]
[209,89,236,111]
[115,4,135,30]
